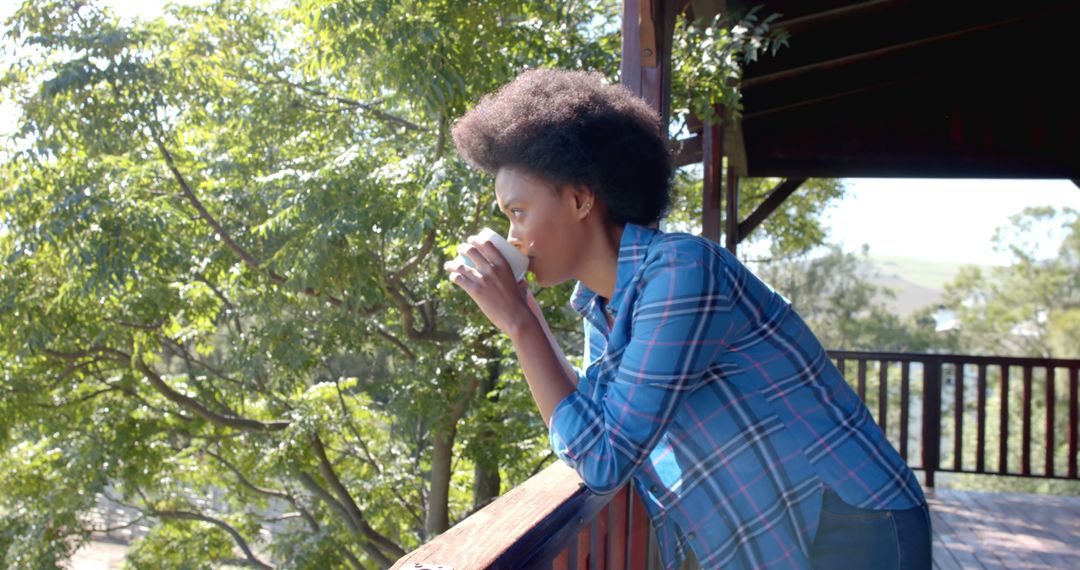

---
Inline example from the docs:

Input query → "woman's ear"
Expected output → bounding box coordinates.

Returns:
[570,185,596,220]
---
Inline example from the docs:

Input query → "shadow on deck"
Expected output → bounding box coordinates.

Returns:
[929,488,1080,570]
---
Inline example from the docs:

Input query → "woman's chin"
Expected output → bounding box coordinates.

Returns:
[532,272,571,288]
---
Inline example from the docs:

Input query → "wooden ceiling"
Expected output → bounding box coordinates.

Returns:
[688,0,1080,179]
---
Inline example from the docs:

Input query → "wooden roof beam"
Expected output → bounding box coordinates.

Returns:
[737,177,806,241]
[742,8,1067,89]
[743,73,929,121]
[771,0,897,34]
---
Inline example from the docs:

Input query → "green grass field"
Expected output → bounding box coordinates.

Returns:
[866,254,997,291]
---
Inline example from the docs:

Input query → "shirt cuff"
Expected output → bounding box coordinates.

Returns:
[573,365,590,396]
[549,389,589,469]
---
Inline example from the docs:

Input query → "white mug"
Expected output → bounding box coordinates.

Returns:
[455,227,529,282]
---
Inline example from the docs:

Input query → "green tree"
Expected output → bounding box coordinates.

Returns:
[942,206,1079,359]
[0,0,830,567]
[0,0,616,567]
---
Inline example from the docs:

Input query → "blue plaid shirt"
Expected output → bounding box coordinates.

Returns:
[549,224,925,569]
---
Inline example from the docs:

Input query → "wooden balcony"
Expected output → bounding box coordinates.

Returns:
[394,351,1080,569]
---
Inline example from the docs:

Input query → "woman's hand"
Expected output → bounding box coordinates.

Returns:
[443,236,533,334]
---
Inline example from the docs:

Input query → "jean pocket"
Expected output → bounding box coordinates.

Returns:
[819,490,895,521]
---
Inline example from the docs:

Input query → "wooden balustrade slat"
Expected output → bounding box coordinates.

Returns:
[629,489,649,570]
[1047,366,1056,477]
[879,360,889,431]
[900,361,910,461]
[608,487,628,570]
[1023,365,1033,476]
[1000,365,1010,474]
[553,548,569,570]
[1071,367,1079,479]
[593,505,607,570]
[954,363,964,471]
[857,359,868,402]
[576,523,589,569]
[976,364,987,473]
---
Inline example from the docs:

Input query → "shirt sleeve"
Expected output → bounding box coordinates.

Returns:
[549,250,729,494]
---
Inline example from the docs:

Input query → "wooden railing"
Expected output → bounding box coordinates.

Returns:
[393,351,1080,569]
[391,462,657,570]
[830,351,1080,487]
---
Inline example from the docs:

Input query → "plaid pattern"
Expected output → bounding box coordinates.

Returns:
[549,224,925,569]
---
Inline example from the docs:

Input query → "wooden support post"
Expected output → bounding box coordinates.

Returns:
[923,357,943,488]
[725,158,739,254]
[621,0,677,127]
[702,118,723,243]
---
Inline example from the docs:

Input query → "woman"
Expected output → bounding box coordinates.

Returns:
[444,69,931,570]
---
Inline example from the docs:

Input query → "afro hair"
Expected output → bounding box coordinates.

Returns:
[451,69,672,226]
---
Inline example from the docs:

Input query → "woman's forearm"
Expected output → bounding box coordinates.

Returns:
[524,292,580,390]
[507,313,577,427]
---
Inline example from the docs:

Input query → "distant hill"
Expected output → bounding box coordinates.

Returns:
[863,254,999,317]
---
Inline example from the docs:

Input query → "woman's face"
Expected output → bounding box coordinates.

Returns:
[494,167,590,287]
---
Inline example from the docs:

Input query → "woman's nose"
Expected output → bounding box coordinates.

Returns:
[506,231,525,252]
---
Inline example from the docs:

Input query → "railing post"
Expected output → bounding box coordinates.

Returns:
[922,357,943,488]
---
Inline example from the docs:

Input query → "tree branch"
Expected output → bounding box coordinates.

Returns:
[151,509,273,570]
[134,355,290,432]
[272,78,428,133]
[193,271,244,335]
[310,435,406,560]
[297,472,388,567]
[326,374,425,531]
[166,339,242,418]
[90,514,148,535]
[160,337,245,391]
[67,346,290,432]
[385,284,459,343]
[104,317,165,331]
[207,449,321,532]
[149,126,383,317]
[206,450,291,500]
[381,230,461,343]
[389,229,438,283]
[371,324,417,360]
[32,386,120,409]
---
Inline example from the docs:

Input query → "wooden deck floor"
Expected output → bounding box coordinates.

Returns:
[928,488,1080,569]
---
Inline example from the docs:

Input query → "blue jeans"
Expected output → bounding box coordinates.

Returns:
[809,489,932,570]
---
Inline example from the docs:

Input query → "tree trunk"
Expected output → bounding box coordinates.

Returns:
[425,427,455,538]
[425,355,499,537]
[472,462,501,512]
[472,368,503,511]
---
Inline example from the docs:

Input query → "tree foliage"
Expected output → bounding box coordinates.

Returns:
[0,0,863,567]
[941,206,1079,359]
[754,245,942,352]
[0,0,616,566]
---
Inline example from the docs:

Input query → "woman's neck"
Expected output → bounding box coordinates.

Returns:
[575,222,624,301]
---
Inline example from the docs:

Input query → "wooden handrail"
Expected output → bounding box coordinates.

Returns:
[394,350,1080,568]
[392,462,598,569]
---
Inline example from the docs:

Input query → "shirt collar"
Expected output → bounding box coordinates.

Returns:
[570,223,658,322]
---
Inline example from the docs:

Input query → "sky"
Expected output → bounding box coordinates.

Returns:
[824,178,1078,266]
[2,0,1078,265]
